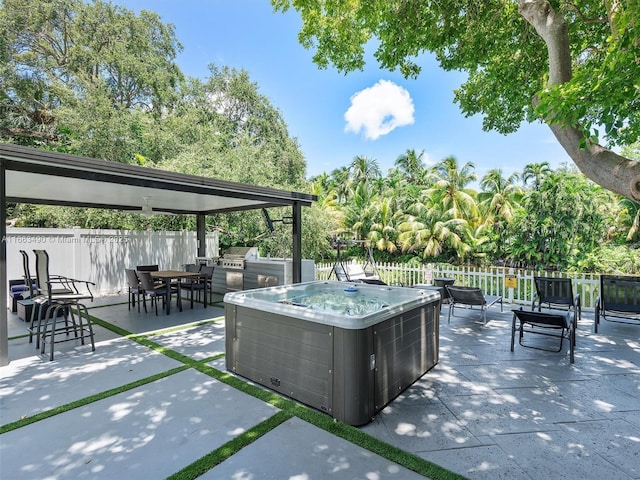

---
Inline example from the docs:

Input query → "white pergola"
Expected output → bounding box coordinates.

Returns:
[0,143,316,366]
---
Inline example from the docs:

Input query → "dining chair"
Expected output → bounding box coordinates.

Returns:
[181,265,214,308]
[200,265,215,304]
[137,264,161,285]
[125,268,146,312]
[137,270,177,315]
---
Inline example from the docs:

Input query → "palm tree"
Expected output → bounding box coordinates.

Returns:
[397,190,470,261]
[522,162,551,189]
[429,156,478,224]
[478,169,523,227]
[341,181,378,241]
[349,155,381,185]
[398,212,468,260]
[395,149,426,183]
[330,166,352,203]
[367,196,402,253]
[477,169,523,259]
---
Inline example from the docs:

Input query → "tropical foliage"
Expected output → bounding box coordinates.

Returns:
[311,153,640,273]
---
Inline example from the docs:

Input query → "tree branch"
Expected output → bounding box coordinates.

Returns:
[566,2,607,24]
[518,0,640,201]
[0,127,60,142]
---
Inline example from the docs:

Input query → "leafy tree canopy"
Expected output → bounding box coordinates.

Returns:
[0,0,183,151]
[272,0,640,201]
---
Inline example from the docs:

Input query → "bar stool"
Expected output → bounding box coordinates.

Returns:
[40,300,95,361]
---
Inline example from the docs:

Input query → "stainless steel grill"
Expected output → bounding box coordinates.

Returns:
[219,246,258,270]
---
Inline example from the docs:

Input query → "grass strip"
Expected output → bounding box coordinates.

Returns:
[198,352,225,364]
[166,410,293,480]
[8,333,30,341]
[0,365,188,434]
[88,315,135,337]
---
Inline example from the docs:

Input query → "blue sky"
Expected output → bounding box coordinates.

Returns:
[117,0,573,182]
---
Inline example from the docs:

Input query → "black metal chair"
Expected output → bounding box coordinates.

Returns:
[137,270,177,315]
[511,308,576,363]
[19,250,36,298]
[13,250,37,316]
[125,268,146,312]
[31,249,95,360]
[594,274,640,332]
[532,276,581,321]
[181,265,214,308]
[434,278,455,303]
[25,249,73,346]
[446,285,503,325]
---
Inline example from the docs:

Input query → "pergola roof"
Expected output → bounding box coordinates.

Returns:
[0,143,315,215]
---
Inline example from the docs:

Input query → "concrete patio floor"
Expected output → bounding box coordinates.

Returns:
[1,294,639,479]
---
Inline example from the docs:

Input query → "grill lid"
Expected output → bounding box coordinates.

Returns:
[220,246,258,269]
[221,246,258,260]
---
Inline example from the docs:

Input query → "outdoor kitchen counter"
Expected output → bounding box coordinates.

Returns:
[211,258,315,294]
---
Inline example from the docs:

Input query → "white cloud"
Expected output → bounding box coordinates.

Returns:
[344,80,415,140]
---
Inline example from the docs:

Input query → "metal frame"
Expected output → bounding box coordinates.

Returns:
[446,285,503,325]
[511,308,576,363]
[594,274,640,333]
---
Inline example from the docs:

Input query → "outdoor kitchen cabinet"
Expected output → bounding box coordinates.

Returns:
[211,257,315,293]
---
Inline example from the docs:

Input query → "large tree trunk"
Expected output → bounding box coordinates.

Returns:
[518,0,640,201]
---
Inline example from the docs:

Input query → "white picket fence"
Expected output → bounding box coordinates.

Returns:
[316,261,601,310]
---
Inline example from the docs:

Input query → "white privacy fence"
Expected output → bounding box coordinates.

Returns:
[316,261,601,310]
[4,228,219,296]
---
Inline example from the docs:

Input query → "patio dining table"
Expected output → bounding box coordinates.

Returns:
[150,270,202,315]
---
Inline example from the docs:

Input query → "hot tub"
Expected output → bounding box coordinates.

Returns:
[224,280,440,425]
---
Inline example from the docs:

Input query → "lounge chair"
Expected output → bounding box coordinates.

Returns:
[332,263,387,284]
[594,274,640,332]
[511,308,576,363]
[532,276,581,321]
[446,285,503,325]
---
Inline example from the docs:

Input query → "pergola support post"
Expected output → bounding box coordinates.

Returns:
[197,214,206,258]
[1,161,8,366]
[292,201,302,284]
